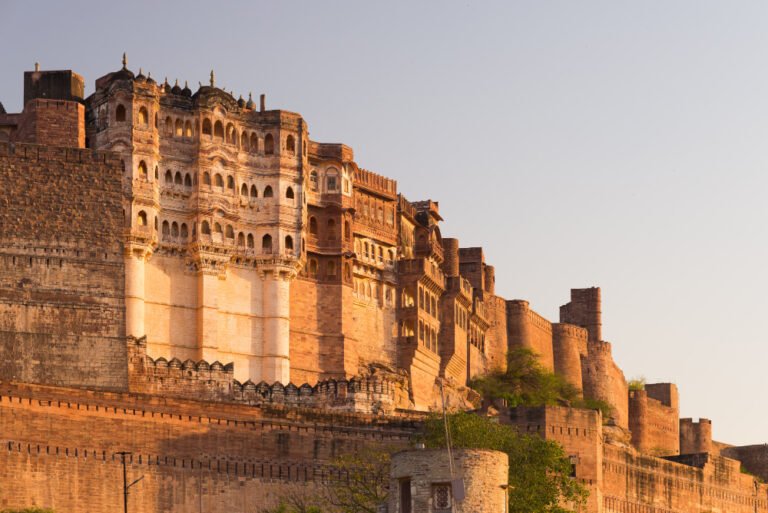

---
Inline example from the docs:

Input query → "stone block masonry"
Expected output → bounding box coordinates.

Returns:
[0,141,126,390]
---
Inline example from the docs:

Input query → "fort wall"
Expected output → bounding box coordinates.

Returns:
[628,386,679,456]
[603,445,768,513]
[0,142,126,390]
[552,323,587,394]
[0,444,322,513]
[581,340,629,429]
[680,418,713,455]
[506,300,555,371]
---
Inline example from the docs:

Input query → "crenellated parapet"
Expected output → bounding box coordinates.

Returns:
[127,336,404,413]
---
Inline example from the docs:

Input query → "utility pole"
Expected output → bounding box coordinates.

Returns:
[115,451,144,513]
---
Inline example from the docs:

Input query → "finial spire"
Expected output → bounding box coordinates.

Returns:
[210,69,215,87]
[184,80,188,88]
[122,52,127,69]
[34,62,40,72]
[248,92,253,101]
[174,78,179,86]
[139,67,143,75]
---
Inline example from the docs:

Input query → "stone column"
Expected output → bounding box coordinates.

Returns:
[196,262,224,363]
[125,246,148,338]
[261,269,291,384]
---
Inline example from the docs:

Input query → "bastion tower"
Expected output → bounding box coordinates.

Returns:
[86,58,306,384]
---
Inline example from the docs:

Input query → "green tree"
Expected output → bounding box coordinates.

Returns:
[423,412,588,513]
[628,376,646,391]
[260,446,392,513]
[471,348,613,419]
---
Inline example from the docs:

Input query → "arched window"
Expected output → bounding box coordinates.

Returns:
[226,176,234,190]
[344,221,351,240]
[241,132,249,151]
[214,222,223,235]
[138,161,148,178]
[175,119,183,137]
[181,223,188,239]
[165,116,173,135]
[250,185,258,198]
[387,249,394,263]
[419,288,425,309]
[171,222,179,238]
[285,235,294,252]
[213,120,224,140]
[201,221,211,235]
[309,217,318,235]
[115,104,126,122]
[263,185,273,198]
[309,171,318,191]
[165,170,173,184]
[184,174,192,187]
[137,211,147,226]
[154,166,158,180]
[378,246,383,263]
[250,133,258,152]
[262,234,273,253]
[225,225,234,239]
[202,118,212,136]
[286,187,294,200]
[240,184,248,196]
[327,260,336,276]
[162,220,170,239]
[327,219,336,240]
[237,232,245,246]
[247,233,254,248]
[174,172,182,185]
[203,172,211,185]
[308,259,318,277]
[184,121,192,137]
[226,123,236,144]
[138,107,148,126]
[264,133,274,154]
[214,174,224,187]
[327,174,338,191]
[286,135,296,155]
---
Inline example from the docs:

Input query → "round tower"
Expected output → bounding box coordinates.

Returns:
[390,448,508,513]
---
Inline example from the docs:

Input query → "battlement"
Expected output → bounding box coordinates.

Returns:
[354,167,397,198]
[127,337,403,414]
[552,322,588,340]
[680,418,713,455]
[398,194,418,220]
[560,287,602,342]
[0,140,121,165]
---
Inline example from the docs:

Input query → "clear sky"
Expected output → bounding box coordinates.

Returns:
[2,0,767,445]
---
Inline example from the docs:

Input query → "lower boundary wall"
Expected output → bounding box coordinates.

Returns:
[0,441,325,513]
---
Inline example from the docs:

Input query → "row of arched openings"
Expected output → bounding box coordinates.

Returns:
[114,104,297,156]
[136,211,295,254]
[136,161,295,200]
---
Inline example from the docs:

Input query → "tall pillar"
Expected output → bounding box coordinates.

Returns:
[125,246,148,338]
[197,263,223,363]
[261,270,291,384]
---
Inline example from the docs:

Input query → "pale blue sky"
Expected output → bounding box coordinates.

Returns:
[2,1,767,445]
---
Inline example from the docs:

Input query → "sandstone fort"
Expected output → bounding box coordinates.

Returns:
[0,60,765,512]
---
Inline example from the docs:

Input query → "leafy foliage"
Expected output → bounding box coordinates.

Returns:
[628,376,646,391]
[260,446,392,513]
[323,447,392,513]
[471,348,614,418]
[423,412,588,513]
